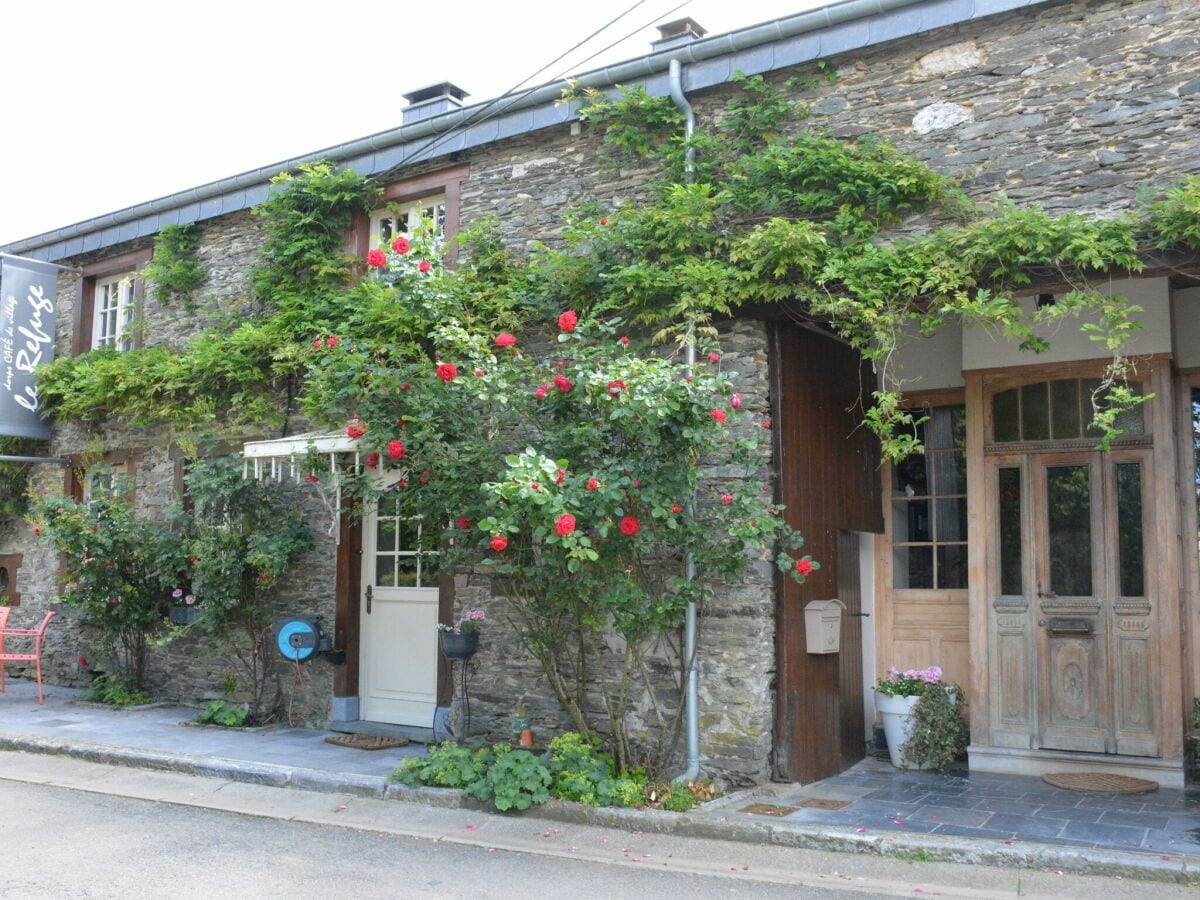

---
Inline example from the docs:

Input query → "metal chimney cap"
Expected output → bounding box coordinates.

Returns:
[655,17,707,42]
[402,82,470,106]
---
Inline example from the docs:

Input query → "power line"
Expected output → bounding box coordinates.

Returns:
[402,0,693,166]
[399,0,659,166]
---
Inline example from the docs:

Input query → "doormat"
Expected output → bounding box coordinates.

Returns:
[1042,772,1158,794]
[324,733,410,751]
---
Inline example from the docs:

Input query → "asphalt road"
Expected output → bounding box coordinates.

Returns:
[0,779,835,899]
[0,757,1193,900]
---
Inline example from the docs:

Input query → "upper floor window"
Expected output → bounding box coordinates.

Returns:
[92,272,136,351]
[73,248,152,356]
[370,195,446,246]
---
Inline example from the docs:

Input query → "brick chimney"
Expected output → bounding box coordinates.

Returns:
[652,17,707,53]
[402,82,469,125]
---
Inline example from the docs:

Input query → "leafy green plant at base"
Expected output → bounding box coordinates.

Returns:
[901,682,968,772]
[143,223,207,309]
[542,731,643,807]
[394,742,494,789]
[82,673,152,708]
[660,783,699,812]
[466,747,552,812]
[196,699,248,727]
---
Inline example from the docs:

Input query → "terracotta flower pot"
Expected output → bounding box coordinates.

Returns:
[518,726,534,748]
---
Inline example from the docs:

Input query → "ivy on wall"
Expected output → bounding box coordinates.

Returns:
[30,74,1200,459]
[143,223,207,309]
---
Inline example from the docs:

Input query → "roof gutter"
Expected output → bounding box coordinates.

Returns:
[2,0,945,259]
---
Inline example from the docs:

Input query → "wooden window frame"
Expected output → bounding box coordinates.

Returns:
[347,163,469,266]
[64,450,142,504]
[72,248,153,356]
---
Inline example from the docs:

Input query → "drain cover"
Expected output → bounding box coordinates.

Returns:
[798,797,852,810]
[739,803,799,817]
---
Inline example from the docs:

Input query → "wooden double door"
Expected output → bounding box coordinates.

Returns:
[989,449,1158,756]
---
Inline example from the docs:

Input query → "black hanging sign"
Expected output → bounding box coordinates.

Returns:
[0,255,59,439]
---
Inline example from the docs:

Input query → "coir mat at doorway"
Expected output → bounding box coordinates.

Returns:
[1042,772,1158,794]
[324,733,410,751]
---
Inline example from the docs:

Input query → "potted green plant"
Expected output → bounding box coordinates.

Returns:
[438,609,485,659]
[875,665,960,769]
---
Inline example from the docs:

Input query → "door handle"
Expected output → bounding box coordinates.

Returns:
[848,612,871,618]
[366,584,373,615]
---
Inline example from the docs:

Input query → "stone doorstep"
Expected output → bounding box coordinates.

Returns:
[1,732,1197,886]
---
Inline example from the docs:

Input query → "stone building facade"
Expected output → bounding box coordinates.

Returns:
[2,0,1199,787]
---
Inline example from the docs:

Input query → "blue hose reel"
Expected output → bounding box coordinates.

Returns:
[273,616,325,663]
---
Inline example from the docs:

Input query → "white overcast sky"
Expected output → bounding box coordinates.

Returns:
[0,0,832,246]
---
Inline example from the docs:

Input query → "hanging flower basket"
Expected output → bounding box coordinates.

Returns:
[440,630,479,660]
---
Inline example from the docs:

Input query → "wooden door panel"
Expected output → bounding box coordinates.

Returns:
[1040,625,1107,752]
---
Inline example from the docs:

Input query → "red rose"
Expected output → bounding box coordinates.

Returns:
[731,393,742,409]
[632,479,640,487]
[490,535,508,552]
[312,338,322,349]
[400,383,410,391]
[619,336,629,346]
[458,517,471,530]
[79,656,88,668]
[535,385,548,399]
[761,420,772,429]
[189,555,198,564]
[366,452,379,469]
[387,440,405,461]
[436,362,458,381]
[367,248,387,268]
[259,572,270,581]
[556,468,566,485]
[557,310,578,333]
[399,479,408,489]
[326,336,340,348]
[554,374,573,393]
[795,559,814,576]
[708,352,720,363]
[671,504,682,514]
[495,332,517,348]
[721,493,733,505]
[555,513,576,536]
[586,478,599,491]
[710,409,727,424]
[391,236,410,254]
[34,526,41,536]
[607,380,626,395]
[346,418,367,439]
[619,516,640,536]
[307,473,319,484]
[475,368,485,377]
[419,469,431,485]
[531,482,541,491]
[600,217,608,225]
[418,259,432,274]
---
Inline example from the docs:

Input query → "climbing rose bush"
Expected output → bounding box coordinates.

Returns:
[304,226,817,770]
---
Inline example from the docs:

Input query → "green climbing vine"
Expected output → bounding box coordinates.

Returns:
[29,73,1200,460]
[142,223,207,309]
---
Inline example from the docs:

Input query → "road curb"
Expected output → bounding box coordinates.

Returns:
[3,731,1196,885]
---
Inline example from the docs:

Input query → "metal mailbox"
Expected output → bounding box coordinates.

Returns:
[804,598,846,654]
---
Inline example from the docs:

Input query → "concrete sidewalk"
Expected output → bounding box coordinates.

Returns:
[2,678,1198,885]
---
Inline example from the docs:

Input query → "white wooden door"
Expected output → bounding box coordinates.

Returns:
[360,481,439,726]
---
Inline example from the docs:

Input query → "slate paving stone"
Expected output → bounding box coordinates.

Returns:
[781,808,855,825]
[1097,810,1171,830]
[1061,820,1149,848]
[915,792,983,809]
[1033,805,1103,823]
[981,813,1069,838]
[846,799,925,818]
[907,805,992,827]
[973,797,1048,815]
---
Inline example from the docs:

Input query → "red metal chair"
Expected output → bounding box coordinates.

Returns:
[0,610,56,704]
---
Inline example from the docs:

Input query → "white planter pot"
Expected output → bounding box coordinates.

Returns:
[875,691,925,769]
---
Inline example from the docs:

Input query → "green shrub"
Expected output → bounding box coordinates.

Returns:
[393,742,493,789]
[196,700,248,727]
[902,682,968,772]
[468,747,551,812]
[661,785,699,812]
[82,674,152,708]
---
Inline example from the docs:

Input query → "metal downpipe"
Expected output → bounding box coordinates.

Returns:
[669,57,701,784]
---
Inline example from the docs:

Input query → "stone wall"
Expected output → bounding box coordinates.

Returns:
[2,0,1196,785]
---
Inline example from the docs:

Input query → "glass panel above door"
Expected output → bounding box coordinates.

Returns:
[993,380,1144,444]
[1046,465,1093,597]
